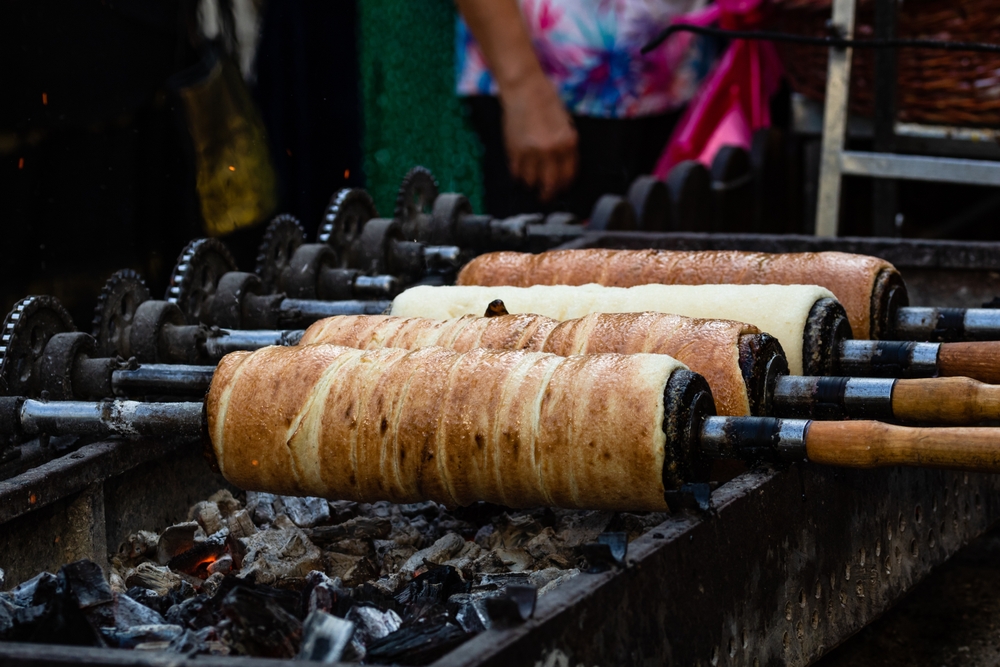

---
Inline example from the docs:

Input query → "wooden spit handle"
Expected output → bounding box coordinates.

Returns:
[892,377,1000,424]
[806,420,1000,472]
[937,341,1000,384]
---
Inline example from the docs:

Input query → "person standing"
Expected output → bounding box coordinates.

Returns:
[456,0,709,219]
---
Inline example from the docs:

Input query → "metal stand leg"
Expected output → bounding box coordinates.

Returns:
[872,0,899,237]
[815,0,856,237]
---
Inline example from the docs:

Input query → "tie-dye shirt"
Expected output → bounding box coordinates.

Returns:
[456,0,707,119]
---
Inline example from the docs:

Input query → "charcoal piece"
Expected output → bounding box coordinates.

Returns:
[400,533,465,576]
[238,524,322,585]
[190,501,225,535]
[476,571,530,591]
[127,562,186,596]
[328,500,359,524]
[165,594,216,631]
[167,627,210,656]
[298,609,355,662]
[125,587,177,616]
[111,591,167,628]
[207,554,234,576]
[225,533,248,569]
[493,546,533,572]
[483,585,536,627]
[119,530,159,562]
[345,604,403,658]
[352,581,400,612]
[279,496,331,528]
[447,594,492,634]
[395,565,468,608]
[228,509,257,539]
[303,571,353,617]
[0,567,5,589]
[246,491,277,526]
[306,516,392,544]
[473,524,495,548]
[59,560,114,609]
[10,595,105,647]
[157,522,201,565]
[100,623,183,649]
[399,502,441,519]
[221,585,302,658]
[11,571,58,607]
[201,573,226,597]
[365,615,469,665]
[0,595,16,637]
[168,538,228,576]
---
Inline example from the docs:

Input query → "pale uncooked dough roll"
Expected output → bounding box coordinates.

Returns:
[390,284,837,375]
[207,344,695,511]
[300,312,767,416]
[456,249,900,339]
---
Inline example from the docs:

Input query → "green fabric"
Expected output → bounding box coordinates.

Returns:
[359,0,484,217]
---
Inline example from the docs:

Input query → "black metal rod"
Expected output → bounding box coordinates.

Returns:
[280,299,392,323]
[838,340,940,378]
[893,307,1000,342]
[17,399,204,440]
[110,365,215,397]
[204,329,304,358]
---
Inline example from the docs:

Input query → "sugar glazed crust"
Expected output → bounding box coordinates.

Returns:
[456,249,895,339]
[302,312,760,416]
[207,345,687,511]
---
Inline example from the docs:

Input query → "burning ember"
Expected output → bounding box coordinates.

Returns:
[1,490,664,662]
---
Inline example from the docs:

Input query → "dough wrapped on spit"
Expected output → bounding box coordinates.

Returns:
[389,283,841,376]
[300,311,779,417]
[207,344,709,511]
[457,249,900,339]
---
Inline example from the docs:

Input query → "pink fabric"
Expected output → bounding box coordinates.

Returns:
[652,0,784,176]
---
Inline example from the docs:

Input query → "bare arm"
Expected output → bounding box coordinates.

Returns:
[456,0,578,201]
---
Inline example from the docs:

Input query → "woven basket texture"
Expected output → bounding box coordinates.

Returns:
[769,0,1000,126]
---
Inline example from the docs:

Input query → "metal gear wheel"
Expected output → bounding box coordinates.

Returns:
[0,296,76,396]
[318,188,378,265]
[91,269,151,358]
[166,238,238,325]
[394,166,439,239]
[255,214,306,293]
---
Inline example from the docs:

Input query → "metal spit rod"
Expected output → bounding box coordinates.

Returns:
[838,340,941,377]
[894,307,1000,341]
[110,365,215,396]
[10,398,204,440]
[279,299,392,321]
[204,329,304,358]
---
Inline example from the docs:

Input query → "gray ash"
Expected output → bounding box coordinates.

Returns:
[1,489,667,662]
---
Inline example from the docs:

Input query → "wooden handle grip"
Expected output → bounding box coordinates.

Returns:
[805,421,1000,472]
[937,341,1000,384]
[892,377,1000,424]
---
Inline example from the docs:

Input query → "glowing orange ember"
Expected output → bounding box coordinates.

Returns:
[18,158,24,170]
[228,165,236,172]
[42,92,48,105]
[251,459,259,466]
[344,169,350,179]
[28,493,37,504]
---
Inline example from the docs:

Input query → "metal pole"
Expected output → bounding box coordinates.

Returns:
[814,0,857,237]
[872,0,899,237]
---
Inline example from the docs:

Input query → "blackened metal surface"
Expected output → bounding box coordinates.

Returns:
[0,642,342,667]
[431,466,1000,667]
[0,438,187,525]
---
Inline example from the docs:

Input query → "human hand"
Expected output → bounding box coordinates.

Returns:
[500,72,578,201]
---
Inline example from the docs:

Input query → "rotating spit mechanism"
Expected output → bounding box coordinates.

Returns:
[256,213,400,301]
[168,238,391,331]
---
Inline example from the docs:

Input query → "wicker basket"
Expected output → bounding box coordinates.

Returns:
[768,0,1000,127]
